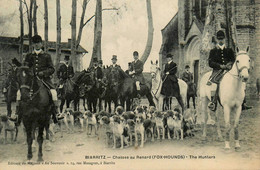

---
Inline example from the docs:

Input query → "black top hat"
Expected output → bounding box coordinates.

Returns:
[98,60,103,64]
[11,58,22,67]
[32,35,42,43]
[64,55,70,61]
[112,55,117,60]
[185,65,190,69]
[216,30,225,40]
[93,57,98,63]
[133,51,139,56]
[166,54,173,58]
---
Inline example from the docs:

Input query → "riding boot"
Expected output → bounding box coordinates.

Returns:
[208,85,219,112]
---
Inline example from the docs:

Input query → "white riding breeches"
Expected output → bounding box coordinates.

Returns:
[16,89,58,101]
[136,81,140,91]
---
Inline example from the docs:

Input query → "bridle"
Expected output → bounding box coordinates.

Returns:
[19,72,40,101]
[228,52,250,79]
[151,66,162,100]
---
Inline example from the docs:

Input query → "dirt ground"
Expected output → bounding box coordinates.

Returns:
[0,98,259,170]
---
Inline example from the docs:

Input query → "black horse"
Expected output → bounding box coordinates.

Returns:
[187,83,197,109]
[4,74,18,117]
[16,66,52,161]
[59,71,86,112]
[103,67,119,113]
[114,68,155,111]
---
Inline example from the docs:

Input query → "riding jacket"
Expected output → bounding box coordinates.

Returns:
[130,59,145,84]
[24,50,55,89]
[57,63,74,81]
[208,46,235,83]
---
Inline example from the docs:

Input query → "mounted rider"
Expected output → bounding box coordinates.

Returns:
[109,55,121,70]
[181,65,193,85]
[89,57,104,89]
[129,51,145,91]
[57,55,74,96]
[161,53,184,111]
[3,58,21,102]
[207,30,236,111]
[15,35,58,124]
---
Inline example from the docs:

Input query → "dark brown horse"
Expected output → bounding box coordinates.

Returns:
[115,68,155,111]
[59,71,87,112]
[16,66,52,161]
[187,83,197,109]
[5,75,18,117]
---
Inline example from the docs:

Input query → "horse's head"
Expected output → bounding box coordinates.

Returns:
[150,60,159,79]
[16,66,34,100]
[79,70,95,95]
[234,46,251,82]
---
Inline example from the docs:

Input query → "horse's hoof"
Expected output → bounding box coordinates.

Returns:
[217,136,224,142]
[37,157,44,162]
[235,146,241,152]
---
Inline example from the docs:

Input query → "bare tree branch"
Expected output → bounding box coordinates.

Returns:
[83,7,118,27]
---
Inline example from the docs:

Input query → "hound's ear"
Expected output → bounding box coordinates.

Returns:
[246,46,250,53]
[236,47,240,53]
[151,60,153,64]
[156,60,158,65]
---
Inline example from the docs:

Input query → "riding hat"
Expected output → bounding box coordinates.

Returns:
[64,55,70,61]
[11,58,22,67]
[32,35,43,43]
[133,51,139,56]
[112,55,117,60]
[185,65,190,69]
[166,54,173,58]
[216,30,225,40]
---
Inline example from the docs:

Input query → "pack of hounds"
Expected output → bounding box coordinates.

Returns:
[0,106,197,149]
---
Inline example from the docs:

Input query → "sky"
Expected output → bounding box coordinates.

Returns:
[0,0,178,71]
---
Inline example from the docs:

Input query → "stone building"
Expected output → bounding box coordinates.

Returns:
[160,0,260,97]
[0,36,87,90]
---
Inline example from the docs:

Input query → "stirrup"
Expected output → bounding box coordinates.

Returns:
[208,102,216,111]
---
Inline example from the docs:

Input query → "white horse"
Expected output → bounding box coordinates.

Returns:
[199,47,251,149]
[150,60,187,112]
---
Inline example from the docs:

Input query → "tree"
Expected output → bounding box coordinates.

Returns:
[90,0,102,67]
[140,0,154,64]
[32,0,38,35]
[56,0,61,72]
[44,0,48,52]
[71,0,77,70]
[76,0,90,49]
[19,0,24,61]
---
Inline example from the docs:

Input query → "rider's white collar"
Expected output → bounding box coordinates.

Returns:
[168,60,173,64]
[217,44,226,50]
[34,49,43,55]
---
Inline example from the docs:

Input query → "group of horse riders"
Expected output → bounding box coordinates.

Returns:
[2,31,253,125]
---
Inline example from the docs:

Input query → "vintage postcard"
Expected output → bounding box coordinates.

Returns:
[0,0,259,169]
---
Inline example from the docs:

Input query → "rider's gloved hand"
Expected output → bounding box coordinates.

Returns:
[220,65,226,69]
[166,72,169,75]
[38,71,44,77]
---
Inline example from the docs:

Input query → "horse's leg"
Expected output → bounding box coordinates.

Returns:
[126,98,131,111]
[108,100,112,113]
[37,126,44,162]
[83,98,87,111]
[201,97,208,140]
[192,96,196,109]
[176,96,185,114]
[146,92,155,107]
[26,127,33,160]
[234,105,242,149]
[98,98,102,111]
[60,99,65,113]
[215,106,223,140]
[223,105,231,149]
[187,95,190,109]
[7,101,12,117]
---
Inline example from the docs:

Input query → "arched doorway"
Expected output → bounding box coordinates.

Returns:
[185,36,201,86]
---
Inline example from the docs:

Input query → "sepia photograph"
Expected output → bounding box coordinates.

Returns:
[0,0,259,169]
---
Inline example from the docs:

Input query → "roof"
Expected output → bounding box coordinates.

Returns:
[159,13,179,55]
[0,36,88,53]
